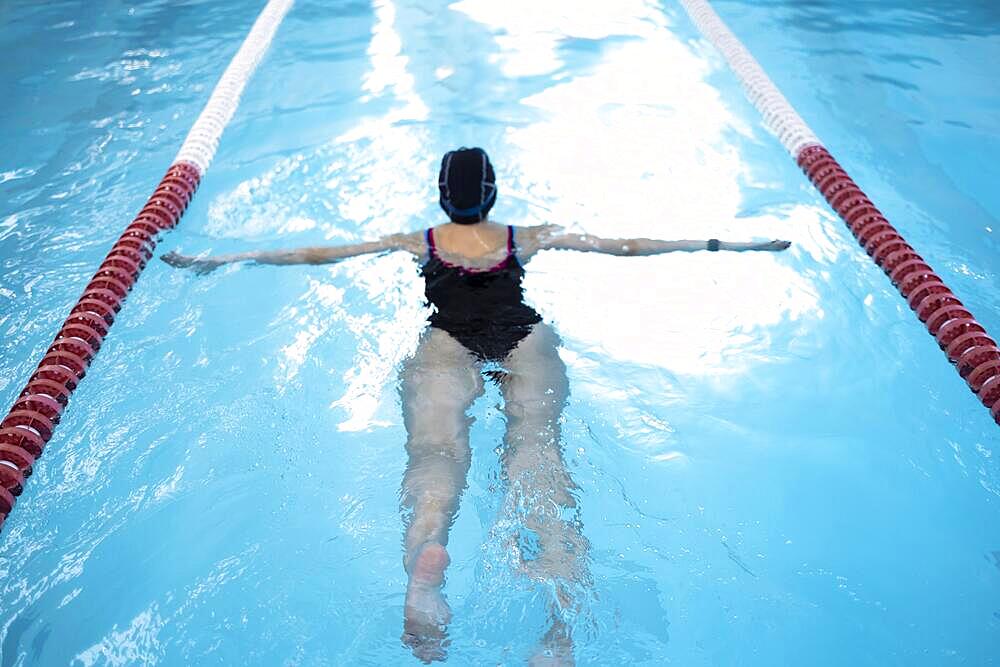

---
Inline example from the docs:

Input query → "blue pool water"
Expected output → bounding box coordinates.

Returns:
[2,1,999,664]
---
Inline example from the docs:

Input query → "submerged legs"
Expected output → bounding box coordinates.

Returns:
[396,323,588,664]
[399,328,483,662]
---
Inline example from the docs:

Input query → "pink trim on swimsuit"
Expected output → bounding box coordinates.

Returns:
[426,226,515,274]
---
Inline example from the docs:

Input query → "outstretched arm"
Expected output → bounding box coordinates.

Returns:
[517,224,789,261]
[161,231,425,274]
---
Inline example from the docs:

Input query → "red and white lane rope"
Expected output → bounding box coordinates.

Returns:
[678,0,1000,427]
[0,0,294,532]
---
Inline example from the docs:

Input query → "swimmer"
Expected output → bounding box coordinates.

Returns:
[163,147,790,664]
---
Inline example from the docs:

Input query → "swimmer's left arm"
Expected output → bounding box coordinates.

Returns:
[519,225,790,259]
[161,232,425,274]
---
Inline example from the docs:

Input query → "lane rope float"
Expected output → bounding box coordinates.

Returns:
[677,0,1000,426]
[0,0,295,533]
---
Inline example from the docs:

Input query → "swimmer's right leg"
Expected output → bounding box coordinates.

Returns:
[398,328,483,662]
[501,324,588,666]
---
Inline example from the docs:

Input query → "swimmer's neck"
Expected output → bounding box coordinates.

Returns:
[436,218,503,230]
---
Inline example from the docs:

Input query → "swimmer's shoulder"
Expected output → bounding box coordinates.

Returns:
[510,223,567,260]
[381,229,428,256]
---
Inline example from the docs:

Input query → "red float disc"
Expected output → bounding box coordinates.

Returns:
[31,364,79,390]
[141,202,178,226]
[0,486,14,515]
[38,350,88,379]
[108,244,148,267]
[968,360,1000,392]
[153,197,182,218]
[152,191,186,216]
[915,293,961,322]
[164,173,199,192]
[854,221,893,245]
[830,187,866,209]
[169,161,202,182]
[805,157,839,179]
[86,276,130,299]
[80,287,123,313]
[158,176,196,199]
[891,260,933,286]
[797,145,826,164]
[72,299,117,324]
[57,323,104,350]
[807,160,840,179]
[847,213,884,236]
[48,337,97,362]
[905,281,947,309]
[957,346,1000,378]
[114,237,154,259]
[880,248,921,273]
[979,375,1000,407]
[0,464,25,496]
[812,169,843,187]
[21,379,72,406]
[121,225,156,246]
[863,230,901,255]
[803,150,837,169]
[131,218,163,236]
[95,264,136,287]
[904,280,946,307]
[871,239,908,266]
[11,395,62,423]
[0,429,45,458]
[936,318,985,351]
[817,172,850,193]
[816,166,850,182]
[65,312,110,338]
[122,227,158,247]
[838,199,874,221]
[845,206,881,226]
[946,331,995,362]
[0,443,35,472]
[926,305,973,336]
[851,217,889,238]
[101,254,141,276]
[804,154,836,170]
[1,411,54,442]
[136,208,174,231]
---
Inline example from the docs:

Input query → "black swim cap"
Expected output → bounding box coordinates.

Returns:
[438,147,496,224]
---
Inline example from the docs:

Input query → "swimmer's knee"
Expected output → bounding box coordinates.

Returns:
[406,434,473,459]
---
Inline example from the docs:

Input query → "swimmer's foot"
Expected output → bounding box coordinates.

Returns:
[528,618,575,667]
[402,542,451,664]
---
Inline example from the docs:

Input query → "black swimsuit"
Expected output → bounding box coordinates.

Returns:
[421,225,542,361]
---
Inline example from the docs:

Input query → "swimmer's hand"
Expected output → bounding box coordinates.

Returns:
[160,251,226,275]
[753,239,792,251]
[722,239,792,252]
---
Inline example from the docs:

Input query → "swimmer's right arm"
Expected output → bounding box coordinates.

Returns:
[161,232,425,274]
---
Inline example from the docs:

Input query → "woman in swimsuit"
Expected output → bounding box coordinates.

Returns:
[163,147,790,664]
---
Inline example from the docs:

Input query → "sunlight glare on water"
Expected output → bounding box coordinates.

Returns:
[0,0,998,665]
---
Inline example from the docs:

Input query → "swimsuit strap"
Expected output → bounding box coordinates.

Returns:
[426,228,437,257]
[507,225,514,255]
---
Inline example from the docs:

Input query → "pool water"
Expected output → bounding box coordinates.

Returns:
[1,1,998,664]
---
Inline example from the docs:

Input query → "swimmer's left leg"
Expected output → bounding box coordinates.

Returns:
[501,324,590,665]
[399,328,484,662]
